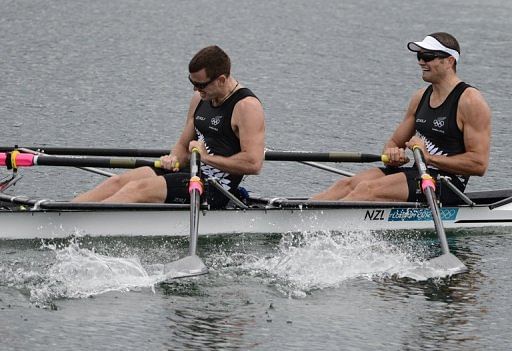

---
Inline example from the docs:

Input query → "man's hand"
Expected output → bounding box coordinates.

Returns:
[188,140,208,161]
[405,136,429,164]
[160,154,180,172]
[383,147,410,167]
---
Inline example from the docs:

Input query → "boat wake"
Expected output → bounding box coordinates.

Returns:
[238,230,450,297]
[25,238,161,307]
[0,230,461,307]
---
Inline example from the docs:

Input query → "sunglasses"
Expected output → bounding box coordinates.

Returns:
[188,74,220,90]
[416,51,451,62]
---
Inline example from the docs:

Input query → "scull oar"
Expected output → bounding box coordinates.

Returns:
[412,146,467,275]
[163,147,208,279]
[0,147,389,163]
[1,151,389,174]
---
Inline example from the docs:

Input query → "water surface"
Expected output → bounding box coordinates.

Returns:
[1,0,512,350]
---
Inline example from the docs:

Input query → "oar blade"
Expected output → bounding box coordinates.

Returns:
[163,255,209,280]
[402,253,468,280]
[427,253,468,275]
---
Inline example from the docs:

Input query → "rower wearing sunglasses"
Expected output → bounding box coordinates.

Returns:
[73,46,265,208]
[312,32,491,205]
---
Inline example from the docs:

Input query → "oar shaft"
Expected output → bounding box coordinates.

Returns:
[0,152,162,169]
[265,150,388,163]
[189,190,200,255]
[35,154,161,169]
[0,146,169,158]
[412,147,450,254]
[424,187,450,254]
[188,148,202,256]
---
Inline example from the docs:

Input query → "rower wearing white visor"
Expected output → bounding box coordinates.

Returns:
[312,32,491,205]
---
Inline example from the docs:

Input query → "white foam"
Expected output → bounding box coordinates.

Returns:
[30,239,162,304]
[241,230,444,297]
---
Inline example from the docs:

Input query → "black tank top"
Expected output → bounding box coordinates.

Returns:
[193,87,258,191]
[415,81,471,185]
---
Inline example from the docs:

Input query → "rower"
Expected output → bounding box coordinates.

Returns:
[311,32,491,206]
[72,45,265,209]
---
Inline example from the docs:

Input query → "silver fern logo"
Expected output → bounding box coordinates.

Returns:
[194,128,232,190]
[417,132,446,157]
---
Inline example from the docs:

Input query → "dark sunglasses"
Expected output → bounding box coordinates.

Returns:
[188,75,220,90]
[416,51,451,62]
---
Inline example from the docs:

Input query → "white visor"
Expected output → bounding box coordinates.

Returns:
[407,36,459,62]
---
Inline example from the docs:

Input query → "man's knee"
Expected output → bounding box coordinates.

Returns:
[352,180,371,194]
[120,178,165,202]
[106,167,155,188]
[98,174,126,192]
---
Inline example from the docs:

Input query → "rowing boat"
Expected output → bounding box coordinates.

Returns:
[1,145,509,276]
[1,146,511,240]
[1,189,512,240]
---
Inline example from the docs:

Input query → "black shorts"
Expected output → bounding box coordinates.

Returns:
[153,169,232,209]
[379,166,467,205]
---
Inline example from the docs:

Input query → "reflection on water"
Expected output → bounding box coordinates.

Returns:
[162,296,258,350]
[375,240,490,350]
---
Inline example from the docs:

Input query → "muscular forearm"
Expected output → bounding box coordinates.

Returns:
[202,152,263,175]
[171,143,190,167]
[426,152,488,176]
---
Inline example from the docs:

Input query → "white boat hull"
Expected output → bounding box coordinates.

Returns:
[1,204,511,240]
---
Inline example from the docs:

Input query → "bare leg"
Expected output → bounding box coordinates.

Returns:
[72,167,157,202]
[343,172,409,202]
[311,168,386,200]
[103,176,168,203]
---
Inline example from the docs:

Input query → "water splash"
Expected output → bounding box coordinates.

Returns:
[28,238,164,306]
[240,230,443,297]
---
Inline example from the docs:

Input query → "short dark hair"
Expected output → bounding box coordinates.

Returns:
[429,32,459,71]
[188,45,231,79]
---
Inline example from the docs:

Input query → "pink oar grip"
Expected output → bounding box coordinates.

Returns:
[0,152,34,167]
[188,177,203,195]
[421,178,436,192]
[14,153,35,167]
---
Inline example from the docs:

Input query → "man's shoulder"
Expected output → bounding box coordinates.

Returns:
[458,85,491,122]
[459,85,488,109]
[232,94,265,127]
[233,94,263,113]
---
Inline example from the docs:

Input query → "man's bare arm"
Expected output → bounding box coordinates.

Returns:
[382,88,425,165]
[161,93,201,170]
[420,88,491,176]
[195,97,265,175]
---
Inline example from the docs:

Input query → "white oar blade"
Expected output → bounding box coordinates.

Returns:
[402,253,467,280]
[428,253,467,275]
[163,255,208,280]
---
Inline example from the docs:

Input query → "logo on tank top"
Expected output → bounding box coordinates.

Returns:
[433,117,446,128]
[432,117,447,133]
[209,115,223,131]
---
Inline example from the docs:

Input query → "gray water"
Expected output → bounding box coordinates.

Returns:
[1,0,512,350]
